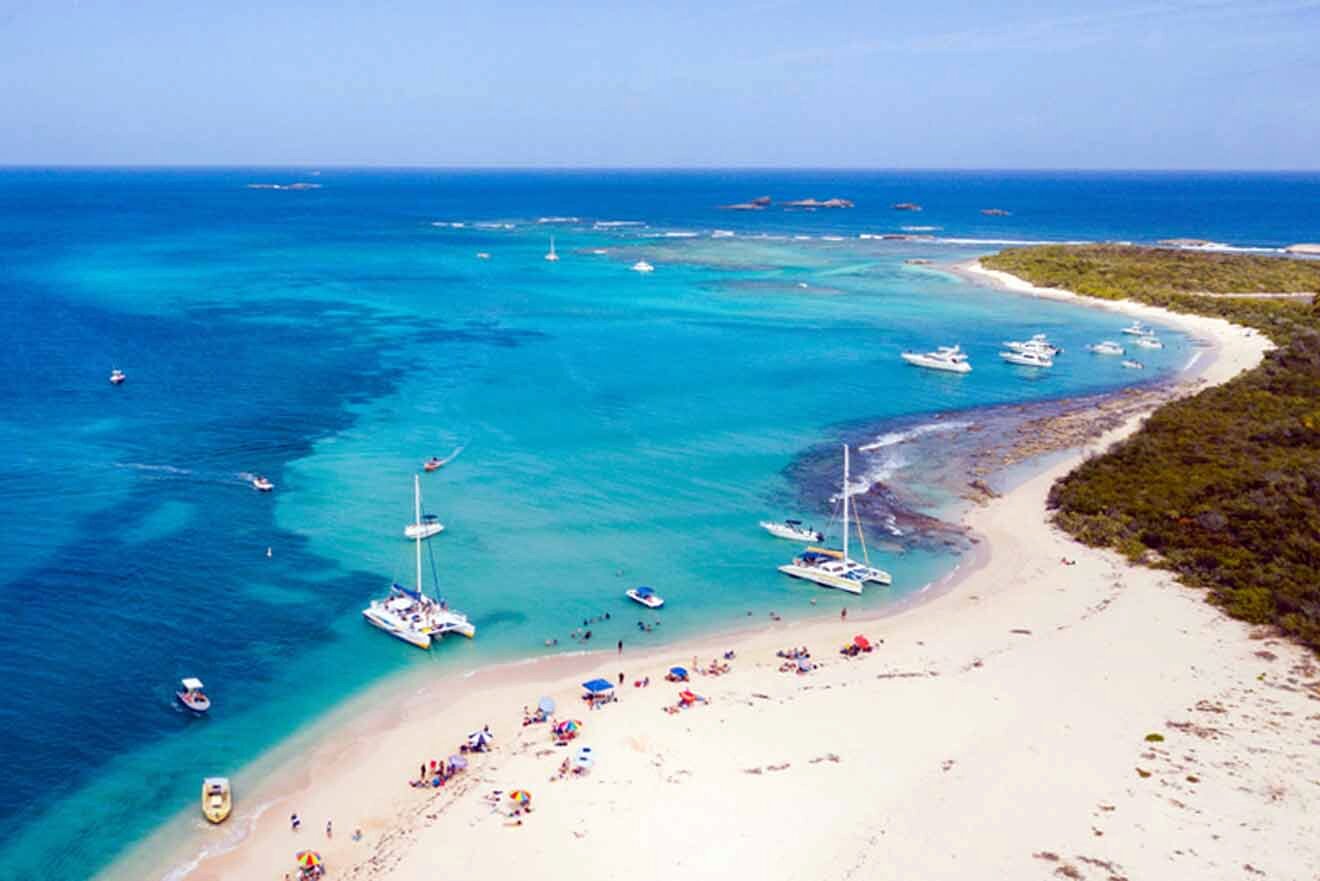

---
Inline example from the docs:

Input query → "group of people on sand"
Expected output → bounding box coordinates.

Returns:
[1060,556,1078,566]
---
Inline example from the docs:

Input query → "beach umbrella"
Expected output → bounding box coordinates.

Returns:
[295,850,323,869]
[554,719,581,734]
[447,754,468,770]
[853,635,871,651]
[538,696,555,715]
[509,789,532,805]
[668,666,688,679]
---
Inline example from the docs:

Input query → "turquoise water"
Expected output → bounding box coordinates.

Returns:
[1,169,1298,879]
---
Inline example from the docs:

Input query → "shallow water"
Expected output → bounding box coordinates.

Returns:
[0,168,1310,879]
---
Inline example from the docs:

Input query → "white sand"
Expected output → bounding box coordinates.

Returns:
[143,261,1319,881]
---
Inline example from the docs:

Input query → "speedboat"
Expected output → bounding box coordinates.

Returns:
[1134,336,1164,349]
[201,778,232,824]
[176,678,211,713]
[404,515,444,540]
[365,475,475,649]
[1087,341,1125,356]
[252,476,274,492]
[631,260,655,273]
[901,345,972,373]
[476,252,491,260]
[999,349,1054,368]
[626,586,665,608]
[1121,321,1154,336]
[1122,360,1144,369]
[760,519,824,542]
[109,368,126,385]
[424,456,443,472]
[544,236,560,262]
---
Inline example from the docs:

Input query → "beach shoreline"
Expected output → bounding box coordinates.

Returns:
[116,258,1319,881]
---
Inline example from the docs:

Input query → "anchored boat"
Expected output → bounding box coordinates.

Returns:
[201,777,231,824]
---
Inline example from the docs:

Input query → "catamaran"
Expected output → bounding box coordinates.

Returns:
[363,475,474,648]
[901,345,972,373]
[778,444,892,594]
[544,237,560,262]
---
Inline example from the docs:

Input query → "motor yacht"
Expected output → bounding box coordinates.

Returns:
[1121,321,1154,336]
[1087,341,1125,356]
[1002,333,1061,357]
[900,345,972,373]
[1122,359,1144,369]
[999,349,1054,368]
[631,260,655,273]
[1134,336,1164,349]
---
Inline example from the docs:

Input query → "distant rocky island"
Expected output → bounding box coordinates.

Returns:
[246,182,323,191]
[721,195,852,210]
[980,208,1011,216]
[1157,237,1229,249]
[892,202,922,211]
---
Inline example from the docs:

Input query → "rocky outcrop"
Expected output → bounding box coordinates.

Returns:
[723,195,772,210]
[980,208,1011,216]
[1285,243,1320,255]
[782,198,854,208]
[893,202,922,211]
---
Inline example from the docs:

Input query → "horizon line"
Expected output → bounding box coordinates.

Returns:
[1,163,1319,174]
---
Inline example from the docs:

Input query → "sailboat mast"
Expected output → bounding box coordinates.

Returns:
[414,473,423,597]
[842,443,850,562]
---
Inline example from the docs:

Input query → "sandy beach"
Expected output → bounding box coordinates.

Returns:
[142,260,1319,881]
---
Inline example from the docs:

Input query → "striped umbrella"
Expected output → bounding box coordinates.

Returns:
[509,789,532,805]
[295,850,323,869]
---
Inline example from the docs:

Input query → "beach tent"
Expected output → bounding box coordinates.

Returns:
[447,754,468,770]
[582,678,614,695]
[853,635,871,651]
[667,666,688,681]
[537,696,556,715]
[468,730,492,750]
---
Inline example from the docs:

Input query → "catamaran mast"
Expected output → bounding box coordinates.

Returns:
[414,473,423,598]
[842,443,850,563]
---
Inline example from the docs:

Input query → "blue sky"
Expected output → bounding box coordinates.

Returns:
[2,0,1317,168]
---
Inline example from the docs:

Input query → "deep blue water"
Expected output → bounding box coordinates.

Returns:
[0,169,1316,880]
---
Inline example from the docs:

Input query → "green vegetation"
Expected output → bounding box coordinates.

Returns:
[982,246,1320,651]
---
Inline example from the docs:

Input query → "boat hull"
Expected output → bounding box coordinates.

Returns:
[404,523,444,540]
[362,608,432,649]
[201,780,232,824]
[901,353,972,373]
[760,522,823,542]
[626,590,665,609]
[177,693,211,713]
[777,564,864,595]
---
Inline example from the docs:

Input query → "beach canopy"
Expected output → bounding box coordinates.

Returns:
[538,696,555,714]
[853,635,871,651]
[447,754,468,769]
[296,850,323,868]
[668,666,687,678]
[509,789,532,805]
[468,730,492,748]
[582,678,614,694]
[181,677,204,691]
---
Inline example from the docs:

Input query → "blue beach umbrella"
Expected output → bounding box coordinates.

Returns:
[538,696,555,714]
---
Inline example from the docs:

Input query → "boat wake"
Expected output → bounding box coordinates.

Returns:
[114,462,194,477]
[859,420,972,452]
[157,797,278,881]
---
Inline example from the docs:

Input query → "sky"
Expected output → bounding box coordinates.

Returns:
[1,0,1318,168]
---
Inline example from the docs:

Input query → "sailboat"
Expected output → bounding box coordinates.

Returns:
[778,444,893,594]
[544,236,560,262]
[363,475,475,648]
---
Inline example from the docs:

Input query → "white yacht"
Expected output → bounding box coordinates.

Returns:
[403,513,444,540]
[631,260,655,273]
[778,444,892,594]
[1000,349,1054,368]
[1122,359,1144,369]
[1087,341,1125,356]
[1003,333,1061,357]
[1134,336,1164,349]
[109,368,126,385]
[544,237,560,262]
[363,475,474,649]
[1121,321,1154,336]
[759,519,824,542]
[901,345,972,374]
[626,586,665,608]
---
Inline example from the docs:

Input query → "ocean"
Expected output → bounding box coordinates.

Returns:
[0,168,1316,880]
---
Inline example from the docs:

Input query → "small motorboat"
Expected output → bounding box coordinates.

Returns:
[476,252,491,260]
[626,586,665,609]
[252,476,274,492]
[1122,360,1145,370]
[544,236,560,262]
[404,514,444,540]
[109,368,126,385]
[176,677,211,713]
[423,456,444,472]
[201,777,232,824]
[1087,341,1125,356]
[1134,336,1164,349]
[631,260,655,273]
[1121,321,1154,336]
[999,349,1054,368]
[760,519,824,542]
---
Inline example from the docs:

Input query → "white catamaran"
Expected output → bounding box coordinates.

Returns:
[363,475,475,648]
[778,444,893,594]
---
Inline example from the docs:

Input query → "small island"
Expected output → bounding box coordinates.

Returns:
[980,208,1011,216]
[722,195,772,210]
[893,202,922,211]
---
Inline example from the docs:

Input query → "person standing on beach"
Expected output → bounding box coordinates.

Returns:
[841,607,847,620]
[291,813,301,831]
[618,671,624,685]
[326,819,333,838]
[617,639,623,654]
